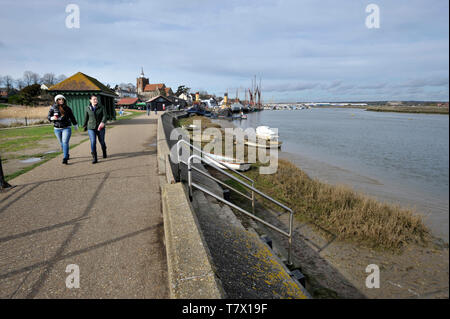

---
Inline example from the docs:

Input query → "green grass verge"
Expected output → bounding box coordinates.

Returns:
[0,125,55,153]
[4,138,89,181]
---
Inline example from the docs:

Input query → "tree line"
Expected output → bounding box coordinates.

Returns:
[0,71,67,92]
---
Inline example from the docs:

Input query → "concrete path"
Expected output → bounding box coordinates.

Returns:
[0,113,168,298]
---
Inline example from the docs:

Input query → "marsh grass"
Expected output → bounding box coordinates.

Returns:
[243,160,431,251]
[0,106,50,119]
[366,106,449,114]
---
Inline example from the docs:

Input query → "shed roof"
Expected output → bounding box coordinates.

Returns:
[117,97,139,105]
[146,95,173,103]
[49,72,116,95]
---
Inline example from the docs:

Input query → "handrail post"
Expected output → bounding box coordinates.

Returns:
[287,210,294,266]
[188,156,193,201]
[251,181,255,215]
[177,137,181,181]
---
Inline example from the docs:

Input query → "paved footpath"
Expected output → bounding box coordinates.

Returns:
[0,113,169,298]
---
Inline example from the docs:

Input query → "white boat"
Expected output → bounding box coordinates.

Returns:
[256,126,279,141]
[182,124,199,131]
[243,140,282,149]
[203,153,251,171]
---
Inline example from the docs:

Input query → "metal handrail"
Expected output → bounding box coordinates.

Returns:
[187,153,294,265]
[176,139,256,214]
[176,139,254,183]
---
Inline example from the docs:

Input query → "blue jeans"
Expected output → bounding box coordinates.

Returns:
[54,127,72,159]
[88,128,106,153]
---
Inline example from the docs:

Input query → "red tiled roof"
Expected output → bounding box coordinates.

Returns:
[117,97,139,105]
[144,83,165,92]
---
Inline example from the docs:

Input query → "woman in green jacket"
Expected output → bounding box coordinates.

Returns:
[83,95,107,164]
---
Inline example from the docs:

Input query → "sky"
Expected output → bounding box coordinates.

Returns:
[0,0,448,102]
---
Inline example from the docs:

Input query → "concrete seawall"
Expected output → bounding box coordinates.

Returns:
[157,112,225,299]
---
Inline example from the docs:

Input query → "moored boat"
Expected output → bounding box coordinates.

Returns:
[203,153,251,171]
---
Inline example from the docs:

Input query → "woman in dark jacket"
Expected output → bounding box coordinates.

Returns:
[83,94,107,164]
[48,94,78,164]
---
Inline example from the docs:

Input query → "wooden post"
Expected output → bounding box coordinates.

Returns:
[0,156,12,189]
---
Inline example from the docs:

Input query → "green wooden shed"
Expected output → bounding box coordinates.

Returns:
[48,72,117,125]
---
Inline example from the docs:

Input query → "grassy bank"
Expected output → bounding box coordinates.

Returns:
[366,106,449,114]
[178,113,432,251]
[241,160,430,251]
[0,125,55,153]
[175,114,222,130]
[4,139,88,181]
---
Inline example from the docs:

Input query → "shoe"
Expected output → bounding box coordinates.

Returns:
[102,146,107,159]
[62,158,68,165]
[91,152,98,164]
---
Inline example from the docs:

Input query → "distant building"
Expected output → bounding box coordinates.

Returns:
[135,68,172,100]
[164,87,174,96]
[387,101,403,106]
[178,92,193,104]
[116,97,139,108]
[136,67,149,95]
[0,87,18,101]
[40,83,50,91]
[146,95,173,111]
[115,87,137,99]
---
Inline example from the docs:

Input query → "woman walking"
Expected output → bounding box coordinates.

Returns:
[48,94,78,165]
[83,95,107,164]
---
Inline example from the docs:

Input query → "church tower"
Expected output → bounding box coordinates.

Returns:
[136,67,149,95]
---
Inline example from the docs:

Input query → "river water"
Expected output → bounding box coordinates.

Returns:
[229,108,449,241]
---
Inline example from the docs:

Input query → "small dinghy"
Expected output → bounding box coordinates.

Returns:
[203,153,251,171]
[243,140,282,149]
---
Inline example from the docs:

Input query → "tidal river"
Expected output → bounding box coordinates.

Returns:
[230,108,449,241]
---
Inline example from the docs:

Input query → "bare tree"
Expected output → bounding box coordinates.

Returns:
[23,71,40,85]
[15,78,25,90]
[41,73,56,86]
[31,72,40,84]
[23,71,33,85]
[56,74,67,83]
[3,75,14,92]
